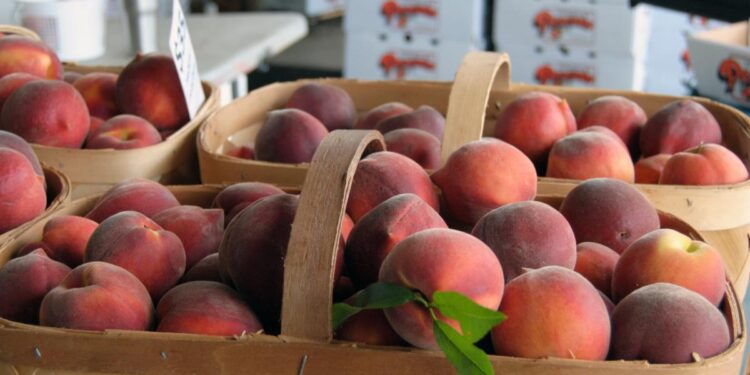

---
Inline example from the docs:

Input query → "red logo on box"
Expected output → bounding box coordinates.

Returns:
[717,57,750,102]
[535,64,595,85]
[380,52,436,79]
[534,10,593,40]
[381,1,438,28]
[681,50,692,70]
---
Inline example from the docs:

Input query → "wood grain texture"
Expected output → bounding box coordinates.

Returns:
[281,130,385,342]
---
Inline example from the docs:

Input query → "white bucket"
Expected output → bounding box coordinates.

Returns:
[15,0,107,61]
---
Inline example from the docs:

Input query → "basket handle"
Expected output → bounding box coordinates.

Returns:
[440,52,511,164]
[0,25,41,41]
[280,130,386,342]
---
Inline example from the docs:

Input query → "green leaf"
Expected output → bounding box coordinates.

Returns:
[433,320,494,375]
[431,291,506,344]
[331,282,419,329]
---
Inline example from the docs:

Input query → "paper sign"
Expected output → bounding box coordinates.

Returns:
[169,0,205,119]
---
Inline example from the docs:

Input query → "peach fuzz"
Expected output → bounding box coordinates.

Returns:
[610,283,730,364]
[494,91,576,163]
[286,83,357,131]
[212,182,286,226]
[0,72,38,113]
[73,72,119,120]
[0,129,44,179]
[577,95,647,151]
[611,228,726,305]
[0,249,71,324]
[379,228,504,350]
[41,215,99,267]
[491,266,610,360]
[0,36,63,80]
[383,128,441,170]
[0,147,46,234]
[559,178,660,254]
[471,200,576,282]
[157,281,263,336]
[432,139,536,226]
[375,105,445,139]
[1,80,90,148]
[181,253,222,283]
[546,129,634,182]
[640,99,721,156]
[86,178,180,223]
[39,261,154,331]
[355,102,412,130]
[574,242,620,297]
[254,108,329,164]
[86,114,162,150]
[345,193,447,288]
[84,211,186,301]
[153,205,224,270]
[635,154,671,184]
[659,143,748,185]
[347,151,439,222]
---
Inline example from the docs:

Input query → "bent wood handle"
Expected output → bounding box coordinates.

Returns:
[0,25,42,41]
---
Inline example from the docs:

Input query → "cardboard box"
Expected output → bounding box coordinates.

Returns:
[687,22,750,108]
[344,0,485,43]
[260,0,344,17]
[500,43,645,90]
[643,5,727,95]
[493,0,650,57]
[343,32,484,80]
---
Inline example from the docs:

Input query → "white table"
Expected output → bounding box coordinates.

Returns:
[85,12,309,104]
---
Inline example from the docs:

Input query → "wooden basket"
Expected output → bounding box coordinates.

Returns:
[0,25,41,40]
[0,131,745,374]
[0,25,221,199]
[198,51,750,297]
[0,164,72,252]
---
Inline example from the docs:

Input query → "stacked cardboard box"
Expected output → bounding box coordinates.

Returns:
[493,0,650,90]
[343,0,487,80]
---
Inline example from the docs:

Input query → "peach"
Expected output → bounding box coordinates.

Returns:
[659,143,748,185]
[383,128,441,170]
[181,253,222,283]
[286,83,357,131]
[640,99,722,156]
[347,151,439,222]
[635,154,671,184]
[84,211,186,301]
[494,91,576,163]
[341,213,354,242]
[333,275,356,302]
[255,109,329,164]
[491,266,610,360]
[153,205,224,270]
[577,95,647,152]
[599,291,615,316]
[116,53,189,131]
[355,102,412,130]
[379,228,504,350]
[39,261,154,331]
[546,129,634,182]
[472,201,577,282]
[0,36,63,80]
[212,182,285,226]
[0,147,46,234]
[375,105,445,139]
[86,178,180,223]
[0,72,38,113]
[0,129,44,180]
[432,139,537,226]
[559,178,660,254]
[335,300,405,346]
[1,80,90,148]
[574,242,619,297]
[74,72,119,120]
[156,281,263,336]
[15,241,50,258]
[41,215,99,268]
[611,228,726,305]
[86,116,105,144]
[0,249,71,324]
[85,114,162,150]
[63,71,83,84]
[346,193,447,288]
[610,283,730,363]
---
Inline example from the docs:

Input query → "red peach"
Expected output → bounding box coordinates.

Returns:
[181,253,222,283]
[0,129,44,180]
[375,105,445,139]
[86,178,180,223]
[635,154,671,184]
[574,242,620,297]
[546,129,635,182]
[73,72,119,120]
[286,83,357,131]
[0,147,46,234]
[355,102,412,130]
[0,72,38,113]
[41,215,99,267]
[383,128,441,170]
[0,36,63,80]
[255,109,329,164]
[86,114,162,150]
[640,100,722,156]
[659,143,748,185]
[212,182,286,227]
[577,95,647,151]
[153,205,224,270]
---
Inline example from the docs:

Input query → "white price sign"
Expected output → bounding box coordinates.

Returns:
[169,0,205,119]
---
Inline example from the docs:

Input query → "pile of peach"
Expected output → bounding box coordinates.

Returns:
[0,130,49,236]
[235,82,748,186]
[0,33,190,150]
[0,137,734,365]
